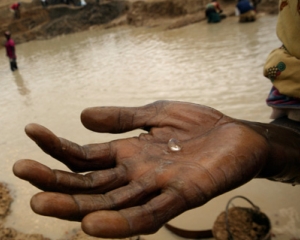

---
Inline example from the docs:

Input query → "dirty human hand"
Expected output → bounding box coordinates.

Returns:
[13,101,300,238]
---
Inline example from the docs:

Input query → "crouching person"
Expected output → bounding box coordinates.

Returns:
[236,0,256,22]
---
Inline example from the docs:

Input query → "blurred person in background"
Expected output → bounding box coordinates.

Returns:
[10,2,21,19]
[205,0,224,23]
[263,0,300,123]
[4,31,18,72]
[235,0,256,22]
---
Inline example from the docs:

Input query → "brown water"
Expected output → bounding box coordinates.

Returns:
[1,15,299,239]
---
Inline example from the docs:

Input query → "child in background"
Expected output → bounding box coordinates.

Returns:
[264,0,300,122]
[4,31,18,71]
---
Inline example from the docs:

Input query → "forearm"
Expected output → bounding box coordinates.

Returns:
[241,118,300,184]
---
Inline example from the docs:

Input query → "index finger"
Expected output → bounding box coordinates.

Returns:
[24,123,116,172]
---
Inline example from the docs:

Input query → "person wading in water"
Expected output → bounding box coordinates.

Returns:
[4,31,18,71]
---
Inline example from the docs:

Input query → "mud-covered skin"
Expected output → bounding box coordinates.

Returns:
[13,101,300,238]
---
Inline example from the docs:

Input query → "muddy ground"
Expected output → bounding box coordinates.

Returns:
[1,0,279,47]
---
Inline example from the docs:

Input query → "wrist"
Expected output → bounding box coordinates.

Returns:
[270,116,300,134]
[240,120,300,185]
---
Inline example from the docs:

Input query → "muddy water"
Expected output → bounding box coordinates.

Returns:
[1,15,299,239]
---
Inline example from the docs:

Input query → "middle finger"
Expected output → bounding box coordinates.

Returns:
[13,159,129,194]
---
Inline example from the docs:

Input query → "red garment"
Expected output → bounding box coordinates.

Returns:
[5,39,16,59]
[212,2,222,11]
[10,3,20,10]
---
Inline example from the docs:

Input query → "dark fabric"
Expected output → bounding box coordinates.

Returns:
[205,8,221,23]
[236,0,254,14]
[10,59,18,71]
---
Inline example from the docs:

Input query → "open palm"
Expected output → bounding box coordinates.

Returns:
[13,101,271,238]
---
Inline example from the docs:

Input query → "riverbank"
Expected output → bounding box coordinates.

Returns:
[1,0,278,47]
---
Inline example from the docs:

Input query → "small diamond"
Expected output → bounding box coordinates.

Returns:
[168,138,182,151]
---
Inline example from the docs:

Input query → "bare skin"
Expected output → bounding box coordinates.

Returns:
[12,101,300,238]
